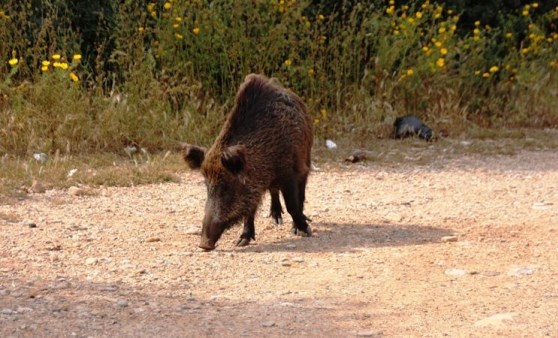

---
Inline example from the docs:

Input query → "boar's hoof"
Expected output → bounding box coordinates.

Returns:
[271,215,283,225]
[291,226,312,237]
[235,237,251,247]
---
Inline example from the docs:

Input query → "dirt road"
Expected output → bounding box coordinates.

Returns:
[1,150,557,337]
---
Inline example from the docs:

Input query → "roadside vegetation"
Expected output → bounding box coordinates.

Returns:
[1,0,557,199]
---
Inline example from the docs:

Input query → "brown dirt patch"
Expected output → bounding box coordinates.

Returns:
[1,150,557,337]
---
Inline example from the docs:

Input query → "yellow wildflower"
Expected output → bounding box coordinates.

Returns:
[42,60,50,67]
[386,6,395,15]
[489,66,499,73]
[440,48,448,55]
[138,27,145,33]
[435,41,442,48]
[69,72,79,82]
[522,10,529,16]
[318,14,325,21]
[482,72,490,78]
[163,2,171,10]
[173,23,179,28]
[307,68,315,77]
[474,70,481,75]
[438,27,446,34]
[436,58,445,68]
[406,68,414,76]
[407,18,414,24]
[193,27,200,35]
[52,54,61,60]
[284,59,292,67]
[8,58,18,66]
[175,17,182,22]
[53,62,61,68]
[41,65,49,72]
[422,46,429,53]
[473,28,480,35]
[416,12,423,19]
[474,21,480,27]
[532,2,539,8]
[73,54,81,61]
[175,33,183,39]
[59,62,69,70]
[147,3,155,11]
[505,32,513,39]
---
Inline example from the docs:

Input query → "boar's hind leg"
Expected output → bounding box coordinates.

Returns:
[269,188,284,225]
[281,180,312,237]
[236,212,256,247]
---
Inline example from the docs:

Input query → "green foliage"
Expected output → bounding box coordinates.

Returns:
[1,0,558,156]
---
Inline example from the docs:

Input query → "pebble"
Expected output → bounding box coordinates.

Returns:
[444,268,467,277]
[281,261,292,267]
[22,221,37,228]
[1,308,14,315]
[262,321,276,328]
[85,258,98,265]
[292,257,305,263]
[29,180,46,193]
[474,312,517,328]
[356,329,383,337]
[68,186,86,196]
[116,300,129,308]
[184,225,202,235]
[146,237,161,243]
[508,267,535,276]
[441,235,458,243]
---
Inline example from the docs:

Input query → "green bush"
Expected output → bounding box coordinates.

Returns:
[1,0,557,156]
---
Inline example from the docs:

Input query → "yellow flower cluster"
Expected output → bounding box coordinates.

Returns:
[40,53,81,82]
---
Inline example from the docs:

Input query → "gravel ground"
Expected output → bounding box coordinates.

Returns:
[1,150,557,337]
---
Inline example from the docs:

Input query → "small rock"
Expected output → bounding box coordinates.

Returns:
[85,258,98,265]
[481,271,500,277]
[325,139,337,150]
[292,257,305,263]
[33,153,48,163]
[262,321,276,328]
[67,168,78,177]
[116,300,129,308]
[281,261,292,267]
[184,225,202,235]
[532,202,552,210]
[1,308,14,315]
[356,329,383,337]
[508,267,535,276]
[441,235,458,243]
[345,149,368,163]
[146,237,161,243]
[29,180,46,193]
[474,312,517,328]
[444,268,467,276]
[22,220,37,228]
[68,186,86,196]
[460,140,473,146]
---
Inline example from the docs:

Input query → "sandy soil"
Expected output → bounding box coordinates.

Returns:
[1,150,557,337]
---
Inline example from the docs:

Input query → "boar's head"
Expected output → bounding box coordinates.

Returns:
[184,144,255,250]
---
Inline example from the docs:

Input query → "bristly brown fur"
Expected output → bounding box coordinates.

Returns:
[190,73,313,250]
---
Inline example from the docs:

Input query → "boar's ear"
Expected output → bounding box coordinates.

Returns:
[221,145,246,176]
[183,144,206,169]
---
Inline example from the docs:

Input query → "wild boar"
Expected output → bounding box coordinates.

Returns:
[183,74,313,250]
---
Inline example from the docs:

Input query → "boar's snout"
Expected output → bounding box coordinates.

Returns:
[199,236,216,251]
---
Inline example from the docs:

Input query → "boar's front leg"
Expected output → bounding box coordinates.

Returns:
[269,188,284,225]
[236,210,256,247]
